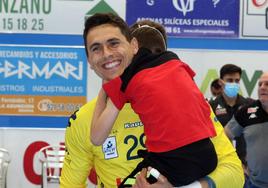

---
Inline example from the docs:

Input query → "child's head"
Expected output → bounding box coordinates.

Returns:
[130,20,167,54]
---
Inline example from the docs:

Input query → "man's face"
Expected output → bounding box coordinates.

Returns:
[258,72,268,107]
[221,72,241,98]
[222,72,241,84]
[86,24,138,81]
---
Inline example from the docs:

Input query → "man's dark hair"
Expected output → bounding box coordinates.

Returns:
[130,20,167,54]
[211,78,221,90]
[220,64,242,79]
[83,13,132,57]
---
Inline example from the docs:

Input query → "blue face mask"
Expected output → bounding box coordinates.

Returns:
[224,82,240,98]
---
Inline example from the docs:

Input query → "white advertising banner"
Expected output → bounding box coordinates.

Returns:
[171,48,268,99]
[241,0,268,38]
[0,0,125,34]
[0,128,96,188]
[86,48,268,102]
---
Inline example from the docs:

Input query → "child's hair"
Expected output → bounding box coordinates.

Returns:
[130,20,167,54]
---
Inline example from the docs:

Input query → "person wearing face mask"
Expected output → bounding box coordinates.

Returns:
[224,72,268,188]
[209,64,253,180]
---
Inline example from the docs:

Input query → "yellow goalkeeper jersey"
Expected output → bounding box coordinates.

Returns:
[60,98,244,188]
[60,98,145,188]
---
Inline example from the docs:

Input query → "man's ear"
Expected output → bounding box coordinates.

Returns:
[130,37,139,54]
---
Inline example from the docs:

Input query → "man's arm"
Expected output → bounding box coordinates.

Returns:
[224,116,243,140]
[205,111,244,188]
[224,125,235,140]
[90,88,119,146]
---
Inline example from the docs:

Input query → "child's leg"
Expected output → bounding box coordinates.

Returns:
[148,138,218,186]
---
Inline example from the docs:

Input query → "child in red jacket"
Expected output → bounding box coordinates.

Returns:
[91,22,217,187]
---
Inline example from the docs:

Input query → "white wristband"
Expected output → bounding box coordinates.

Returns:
[148,168,160,179]
[175,181,202,188]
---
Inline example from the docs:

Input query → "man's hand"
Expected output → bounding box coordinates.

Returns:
[132,167,209,188]
[132,168,172,188]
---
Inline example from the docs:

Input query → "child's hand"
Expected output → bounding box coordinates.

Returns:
[133,167,172,188]
[102,79,109,84]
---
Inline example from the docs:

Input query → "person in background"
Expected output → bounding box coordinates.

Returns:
[210,78,223,100]
[209,64,253,169]
[225,72,268,188]
[60,13,244,188]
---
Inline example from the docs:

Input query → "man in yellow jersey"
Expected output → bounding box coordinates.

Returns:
[60,13,244,188]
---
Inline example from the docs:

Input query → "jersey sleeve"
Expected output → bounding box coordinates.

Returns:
[60,102,95,188]
[103,77,127,110]
[207,109,244,188]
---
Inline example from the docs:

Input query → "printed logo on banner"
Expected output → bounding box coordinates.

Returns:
[126,0,239,38]
[172,0,195,16]
[59,0,118,19]
[0,46,87,117]
[85,0,117,19]
[242,0,268,37]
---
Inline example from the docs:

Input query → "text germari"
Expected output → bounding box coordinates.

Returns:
[0,60,83,80]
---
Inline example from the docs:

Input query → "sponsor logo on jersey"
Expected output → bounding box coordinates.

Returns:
[102,136,118,159]
[124,121,143,129]
[247,106,259,113]
[247,106,259,119]
[249,113,257,119]
[215,104,227,115]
